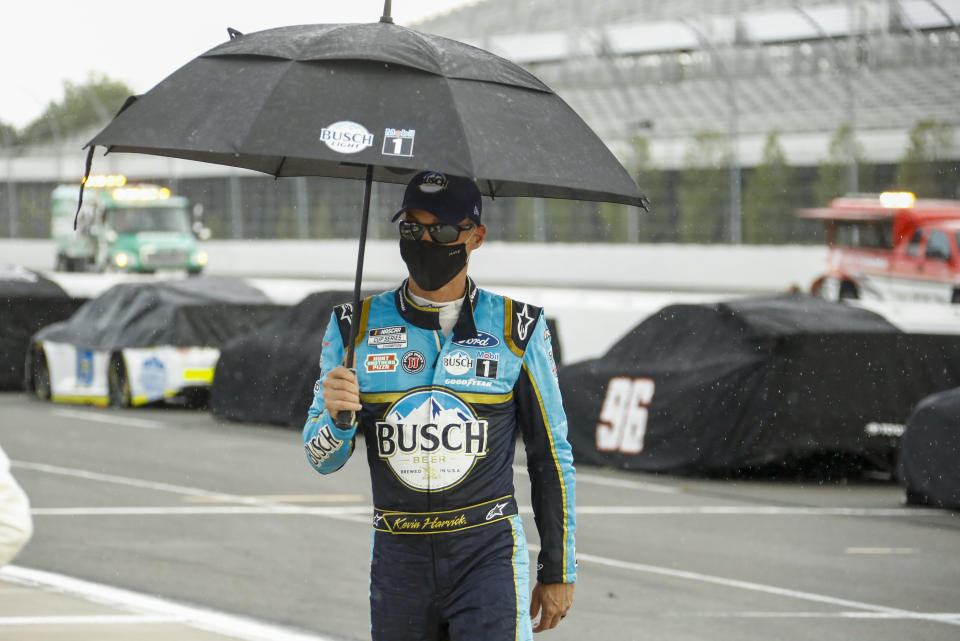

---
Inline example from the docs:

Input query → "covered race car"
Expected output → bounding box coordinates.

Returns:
[560,294,960,476]
[898,387,960,509]
[209,290,354,427]
[26,278,284,407]
[210,291,564,428]
[0,265,85,390]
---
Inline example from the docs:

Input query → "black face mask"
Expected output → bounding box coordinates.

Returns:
[400,237,469,291]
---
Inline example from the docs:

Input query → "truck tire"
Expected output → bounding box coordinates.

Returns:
[32,348,51,401]
[838,281,859,301]
[952,288,960,304]
[55,254,68,272]
[108,354,132,408]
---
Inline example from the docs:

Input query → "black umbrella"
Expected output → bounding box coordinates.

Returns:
[81,2,647,424]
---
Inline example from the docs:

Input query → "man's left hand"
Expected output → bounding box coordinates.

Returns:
[529,581,574,633]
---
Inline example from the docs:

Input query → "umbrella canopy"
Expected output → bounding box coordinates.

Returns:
[86,20,646,208]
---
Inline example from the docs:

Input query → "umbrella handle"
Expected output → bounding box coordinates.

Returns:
[335,165,373,431]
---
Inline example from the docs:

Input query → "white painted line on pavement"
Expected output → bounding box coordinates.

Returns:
[574,506,951,516]
[553,546,960,627]
[662,611,960,620]
[0,566,345,640]
[32,506,372,516]
[52,408,166,429]
[513,464,679,494]
[0,614,181,625]
[29,504,953,519]
[18,460,948,527]
[12,460,371,524]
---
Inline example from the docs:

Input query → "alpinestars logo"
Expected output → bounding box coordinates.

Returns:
[376,390,488,491]
[485,501,508,521]
[516,304,535,341]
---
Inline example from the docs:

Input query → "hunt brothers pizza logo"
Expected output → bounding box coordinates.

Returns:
[376,389,488,490]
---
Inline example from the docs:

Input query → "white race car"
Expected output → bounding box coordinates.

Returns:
[26,278,282,407]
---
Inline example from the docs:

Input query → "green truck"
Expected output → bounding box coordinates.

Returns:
[51,175,209,273]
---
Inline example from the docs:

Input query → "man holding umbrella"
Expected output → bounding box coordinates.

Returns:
[304,171,576,640]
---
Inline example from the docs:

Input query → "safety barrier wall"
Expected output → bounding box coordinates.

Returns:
[0,239,826,294]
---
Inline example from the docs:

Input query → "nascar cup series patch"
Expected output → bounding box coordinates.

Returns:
[368,326,407,349]
[376,389,488,491]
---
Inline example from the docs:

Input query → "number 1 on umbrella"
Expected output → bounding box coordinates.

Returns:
[383,128,416,157]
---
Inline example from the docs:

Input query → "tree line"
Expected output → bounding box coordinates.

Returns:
[634,120,956,244]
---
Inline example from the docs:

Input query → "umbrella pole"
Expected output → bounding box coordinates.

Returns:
[336,165,374,429]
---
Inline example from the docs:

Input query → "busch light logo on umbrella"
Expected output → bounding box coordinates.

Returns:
[319,121,375,154]
[376,390,488,491]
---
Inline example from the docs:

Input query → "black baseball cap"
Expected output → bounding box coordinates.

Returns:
[391,171,482,226]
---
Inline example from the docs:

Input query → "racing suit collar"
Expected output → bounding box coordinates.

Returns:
[395,278,479,342]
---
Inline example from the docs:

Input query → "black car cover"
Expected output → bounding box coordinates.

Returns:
[560,294,960,475]
[32,278,284,351]
[210,290,355,427]
[898,387,960,509]
[1,266,85,389]
[209,292,566,428]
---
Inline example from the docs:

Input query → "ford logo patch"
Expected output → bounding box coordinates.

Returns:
[453,331,500,348]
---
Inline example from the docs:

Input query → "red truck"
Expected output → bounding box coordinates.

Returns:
[798,192,960,304]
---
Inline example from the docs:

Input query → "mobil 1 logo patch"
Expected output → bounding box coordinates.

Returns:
[382,128,415,157]
[401,350,426,375]
[475,351,499,379]
[368,325,407,349]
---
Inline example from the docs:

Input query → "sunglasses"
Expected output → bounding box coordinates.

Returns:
[399,219,475,244]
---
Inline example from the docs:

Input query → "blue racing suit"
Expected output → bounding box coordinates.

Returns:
[303,278,576,641]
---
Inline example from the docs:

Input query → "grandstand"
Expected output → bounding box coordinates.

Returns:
[2,0,958,243]
[416,0,960,168]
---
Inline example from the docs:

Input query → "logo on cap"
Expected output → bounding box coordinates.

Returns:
[418,172,448,194]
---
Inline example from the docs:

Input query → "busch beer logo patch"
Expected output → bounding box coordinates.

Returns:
[368,325,407,349]
[442,350,474,376]
[401,350,426,374]
[376,389,488,491]
[365,353,398,373]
